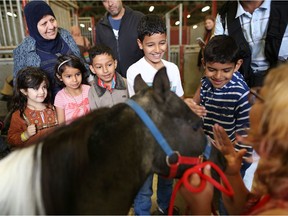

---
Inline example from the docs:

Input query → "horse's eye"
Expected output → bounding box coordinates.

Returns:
[200,121,204,128]
[192,120,203,131]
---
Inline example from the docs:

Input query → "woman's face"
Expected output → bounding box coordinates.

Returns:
[37,15,58,40]
[204,19,215,31]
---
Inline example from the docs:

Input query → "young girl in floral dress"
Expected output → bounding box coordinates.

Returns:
[7,67,58,147]
[54,55,90,124]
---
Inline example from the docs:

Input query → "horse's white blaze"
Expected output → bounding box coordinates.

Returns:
[0,143,44,215]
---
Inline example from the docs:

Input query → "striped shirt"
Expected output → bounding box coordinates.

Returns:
[200,72,252,157]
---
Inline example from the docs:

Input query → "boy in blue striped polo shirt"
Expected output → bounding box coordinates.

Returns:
[189,35,253,214]
[192,35,252,173]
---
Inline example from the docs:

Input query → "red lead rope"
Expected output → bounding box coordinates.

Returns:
[168,161,234,215]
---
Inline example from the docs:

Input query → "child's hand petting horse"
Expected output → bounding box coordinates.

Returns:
[213,123,247,176]
[179,164,213,215]
[184,98,207,117]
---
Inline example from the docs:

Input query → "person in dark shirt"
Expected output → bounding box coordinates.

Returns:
[95,0,144,78]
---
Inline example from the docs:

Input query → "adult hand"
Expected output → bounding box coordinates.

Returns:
[184,98,207,117]
[179,164,213,214]
[26,124,36,137]
[213,123,246,176]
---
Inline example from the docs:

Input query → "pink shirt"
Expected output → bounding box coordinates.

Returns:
[54,84,90,123]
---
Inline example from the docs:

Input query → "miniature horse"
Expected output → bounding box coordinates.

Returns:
[0,67,225,215]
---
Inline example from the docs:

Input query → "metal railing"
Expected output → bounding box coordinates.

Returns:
[72,16,96,46]
[165,3,183,62]
[0,0,25,47]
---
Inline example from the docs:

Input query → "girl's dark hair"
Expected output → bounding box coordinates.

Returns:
[88,44,116,63]
[54,54,88,87]
[12,67,50,117]
[203,35,240,64]
[137,14,167,42]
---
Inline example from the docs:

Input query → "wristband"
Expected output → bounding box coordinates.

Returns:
[21,132,28,142]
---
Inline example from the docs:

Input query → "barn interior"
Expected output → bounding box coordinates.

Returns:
[0,1,225,214]
[0,0,225,102]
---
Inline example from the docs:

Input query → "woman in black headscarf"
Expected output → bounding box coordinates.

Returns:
[13,1,89,102]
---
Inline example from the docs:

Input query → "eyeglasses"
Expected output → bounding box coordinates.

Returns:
[248,87,265,105]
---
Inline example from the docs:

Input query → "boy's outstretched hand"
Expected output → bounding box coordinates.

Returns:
[179,164,213,215]
[184,98,207,118]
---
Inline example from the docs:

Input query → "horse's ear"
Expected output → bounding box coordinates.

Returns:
[153,67,170,101]
[134,74,148,93]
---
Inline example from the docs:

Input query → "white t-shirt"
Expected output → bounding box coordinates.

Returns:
[127,57,184,97]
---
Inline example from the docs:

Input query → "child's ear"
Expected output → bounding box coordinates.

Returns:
[89,65,97,75]
[20,89,27,95]
[137,39,143,50]
[234,59,243,72]
[114,59,118,69]
[201,58,206,69]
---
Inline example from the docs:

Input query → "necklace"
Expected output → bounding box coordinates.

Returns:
[65,86,84,108]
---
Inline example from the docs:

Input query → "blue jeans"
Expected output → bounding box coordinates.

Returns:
[134,174,173,215]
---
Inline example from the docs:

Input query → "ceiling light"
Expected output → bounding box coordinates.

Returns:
[175,21,180,26]
[88,27,92,31]
[193,25,198,29]
[149,6,154,12]
[80,23,85,28]
[7,12,17,17]
[201,6,210,12]
[187,14,191,19]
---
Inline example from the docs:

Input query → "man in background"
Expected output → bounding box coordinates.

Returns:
[96,0,144,78]
[215,0,288,87]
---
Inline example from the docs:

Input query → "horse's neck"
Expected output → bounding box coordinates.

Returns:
[41,106,160,214]
[81,136,156,214]
[74,115,158,214]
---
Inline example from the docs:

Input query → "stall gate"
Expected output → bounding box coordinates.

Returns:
[170,44,201,98]
[71,16,96,46]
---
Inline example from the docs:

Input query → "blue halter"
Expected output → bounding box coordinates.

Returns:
[126,99,174,156]
[125,99,211,160]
